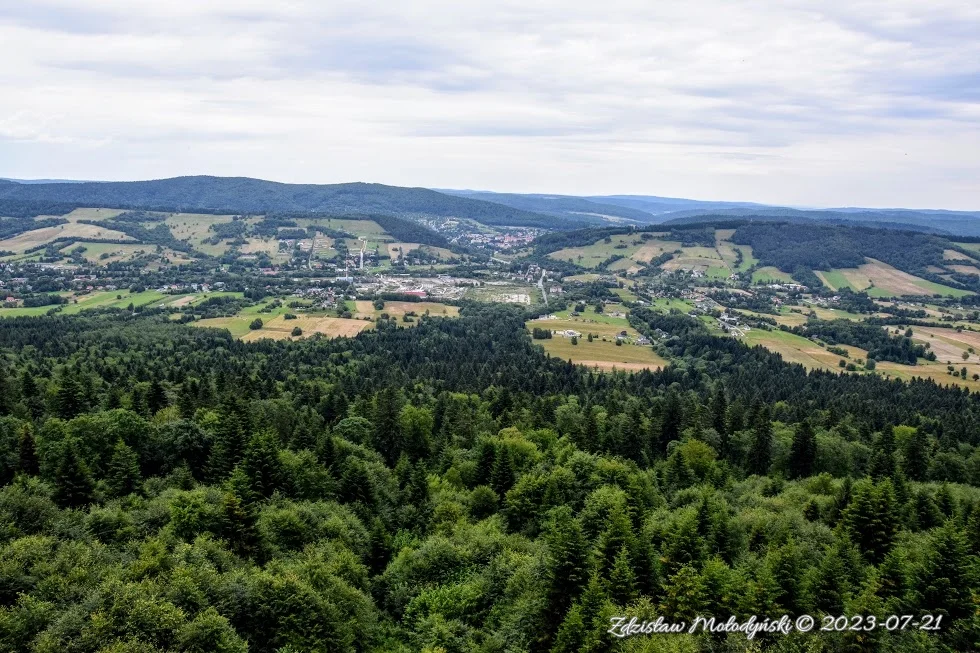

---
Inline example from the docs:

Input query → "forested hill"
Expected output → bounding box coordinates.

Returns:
[440,190,659,223]
[0,176,580,229]
[663,206,980,236]
[730,222,980,292]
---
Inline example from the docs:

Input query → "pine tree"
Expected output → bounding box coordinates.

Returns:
[768,539,802,614]
[911,490,943,531]
[901,428,930,481]
[809,541,850,614]
[868,426,897,480]
[661,564,705,620]
[106,440,141,498]
[147,379,168,415]
[608,546,637,607]
[221,491,257,557]
[490,444,516,495]
[748,406,773,476]
[53,441,95,508]
[966,501,980,555]
[916,523,973,622]
[207,400,246,482]
[366,517,392,576]
[473,439,496,487]
[788,420,817,479]
[238,431,285,500]
[372,386,404,465]
[934,483,955,518]
[17,424,39,476]
[842,479,898,564]
[544,507,589,625]
[710,382,728,442]
[56,375,87,419]
[550,604,586,653]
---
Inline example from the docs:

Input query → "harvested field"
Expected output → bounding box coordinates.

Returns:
[854,259,970,297]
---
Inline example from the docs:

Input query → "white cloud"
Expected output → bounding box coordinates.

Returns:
[0,0,978,208]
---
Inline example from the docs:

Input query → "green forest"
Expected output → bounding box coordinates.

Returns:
[0,304,977,652]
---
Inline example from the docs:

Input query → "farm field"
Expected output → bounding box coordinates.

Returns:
[537,337,666,372]
[0,222,133,253]
[352,300,460,320]
[738,328,868,371]
[164,213,238,256]
[819,260,970,298]
[59,242,151,263]
[547,234,644,269]
[240,315,372,342]
[0,291,172,319]
[648,298,695,313]
[751,267,793,283]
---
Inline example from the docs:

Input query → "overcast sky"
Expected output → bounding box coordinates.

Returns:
[1,1,978,209]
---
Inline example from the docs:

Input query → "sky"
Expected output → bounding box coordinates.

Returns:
[1,1,978,210]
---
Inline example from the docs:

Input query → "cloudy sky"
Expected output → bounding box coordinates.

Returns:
[1,1,978,209]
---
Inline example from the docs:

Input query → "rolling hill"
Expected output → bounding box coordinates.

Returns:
[0,176,581,229]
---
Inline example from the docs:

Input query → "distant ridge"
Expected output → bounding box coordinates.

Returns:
[0,176,587,229]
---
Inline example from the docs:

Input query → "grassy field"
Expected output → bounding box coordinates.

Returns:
[526,307,668,372]
[752,267,793,283]
[649,298,695,313]
[165,213,237,256]
[531,336,667,372]
[0,222,133,253]
[59,242,151,263]
[849,260,970,298]
[739,328,866,371]
[0,290,176,317]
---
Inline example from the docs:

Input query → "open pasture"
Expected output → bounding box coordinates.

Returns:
[0,222,133,253]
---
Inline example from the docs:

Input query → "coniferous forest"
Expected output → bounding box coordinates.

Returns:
[0,304,978,652]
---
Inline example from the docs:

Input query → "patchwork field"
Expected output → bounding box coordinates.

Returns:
[0,222,133,253]
[59,242,151,263]
[165,213,238,256]
[848,260,969,297]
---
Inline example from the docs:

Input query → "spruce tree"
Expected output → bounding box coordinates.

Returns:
[239,431,285,500]
[53,441,95,508]
[490,444,516,495]
[608,547,637,606]
[901,428,930,481]
[748,406,773,476]
[868,426,897,480]
[56,375,87,419]
[17,424,39,476]
[544,507,588,625]
[788,420,817,479]
[916,523,973,622]
[106,440,141,498]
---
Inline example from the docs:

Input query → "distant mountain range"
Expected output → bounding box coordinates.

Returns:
[443,189,980,236]
[1,176,978,235]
